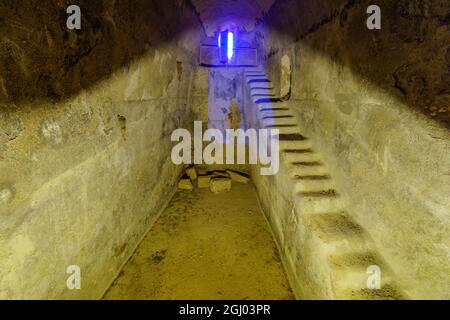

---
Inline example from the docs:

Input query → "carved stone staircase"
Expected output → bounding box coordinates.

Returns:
[243,68,407,300]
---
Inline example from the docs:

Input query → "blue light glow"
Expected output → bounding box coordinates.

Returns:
[218,33,221,48]
[227,32,234,60]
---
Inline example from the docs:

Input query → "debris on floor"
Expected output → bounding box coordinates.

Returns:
[226,169,250,184]
[186,166,198,181]
[211,171,230,178]
[198,175,212,188]
[178,178,194,191]
[177,166,250,194]
[210,177,232,193]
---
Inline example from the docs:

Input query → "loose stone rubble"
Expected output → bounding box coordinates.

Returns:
[211,171,230,178]
[186,166,198,181]
[210,177,232,194]
[178,178,194,191]
[177,166,250,194]
[198,175,212,188]
[226,170,250,184]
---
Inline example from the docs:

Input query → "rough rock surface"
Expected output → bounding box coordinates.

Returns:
[197,175,211,188]
[210,177,232,193]
[178,178,194,191]
[257,0,450,125]
[0,0,204,299]
[0,0,199,104]
[226,170,250,184]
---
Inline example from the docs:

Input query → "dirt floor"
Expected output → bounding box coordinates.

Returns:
[103,183,294,300]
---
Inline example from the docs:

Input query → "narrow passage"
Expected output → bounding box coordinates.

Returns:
[103,183,294,300]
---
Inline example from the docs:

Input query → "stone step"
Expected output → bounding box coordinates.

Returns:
[259,113,294,122]
[298,213,372,277]
[279,139,313,150]
[255,100,287,106]
[258,109,293,120]
[261,116,298,127]
[292,174,331,181]
[257,104,291,112]
[282,150,319,163]
[253,97,282,104]
[328,252,395,292]
[249,82,274,90]
[244,70,265,73]
[287,162,329,178]
[293,179,335,193]
[244,68,264,74]
[252,96,281,104]
[258,104,291,110]
[245,67,407,300]
[252,94,277,101]
[301,213,404,298]
[262,124,301,135]
[291,211,407,299]
[247,79,272,85]
[256,101,290,108]
[303,212,372,258]
[335,284,406,300]
[294,194,343,215]
[245,74,268,79]
[251,88,276,96]
[283,148,314,153]
[252,93,276,98]
[298,189,338,198]
[305,212,369,247]
[247,78,272,84]
[277,133,308,141]
[244,70,265,74]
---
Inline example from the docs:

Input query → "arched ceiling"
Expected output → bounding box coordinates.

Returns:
[191,0,276,35]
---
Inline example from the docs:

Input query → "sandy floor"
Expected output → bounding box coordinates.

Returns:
[103,183,294,300]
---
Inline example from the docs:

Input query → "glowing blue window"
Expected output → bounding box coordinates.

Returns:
[227,32,234,60]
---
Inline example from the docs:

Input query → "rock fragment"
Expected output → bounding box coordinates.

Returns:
[226,170,250,184]
[210,177,232,194]
[198,175,211,188]
[211,171,229,178]
[178,178,194,191]
[186,166,197,181]
[0,188,13,204]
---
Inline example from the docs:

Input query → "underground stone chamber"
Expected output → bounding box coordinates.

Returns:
[0,0,449,300]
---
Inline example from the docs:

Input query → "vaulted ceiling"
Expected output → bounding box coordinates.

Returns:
[190,0,276,35]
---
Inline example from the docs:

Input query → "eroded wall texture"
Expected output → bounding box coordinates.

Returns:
[0,0,204,299]
[253,0,450,299]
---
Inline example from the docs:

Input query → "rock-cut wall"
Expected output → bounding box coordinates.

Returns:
[0,0,204,299]
[252,0,450,299]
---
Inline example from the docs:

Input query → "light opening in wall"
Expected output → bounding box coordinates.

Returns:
[218,33,221,48]
[227,32,234,61]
